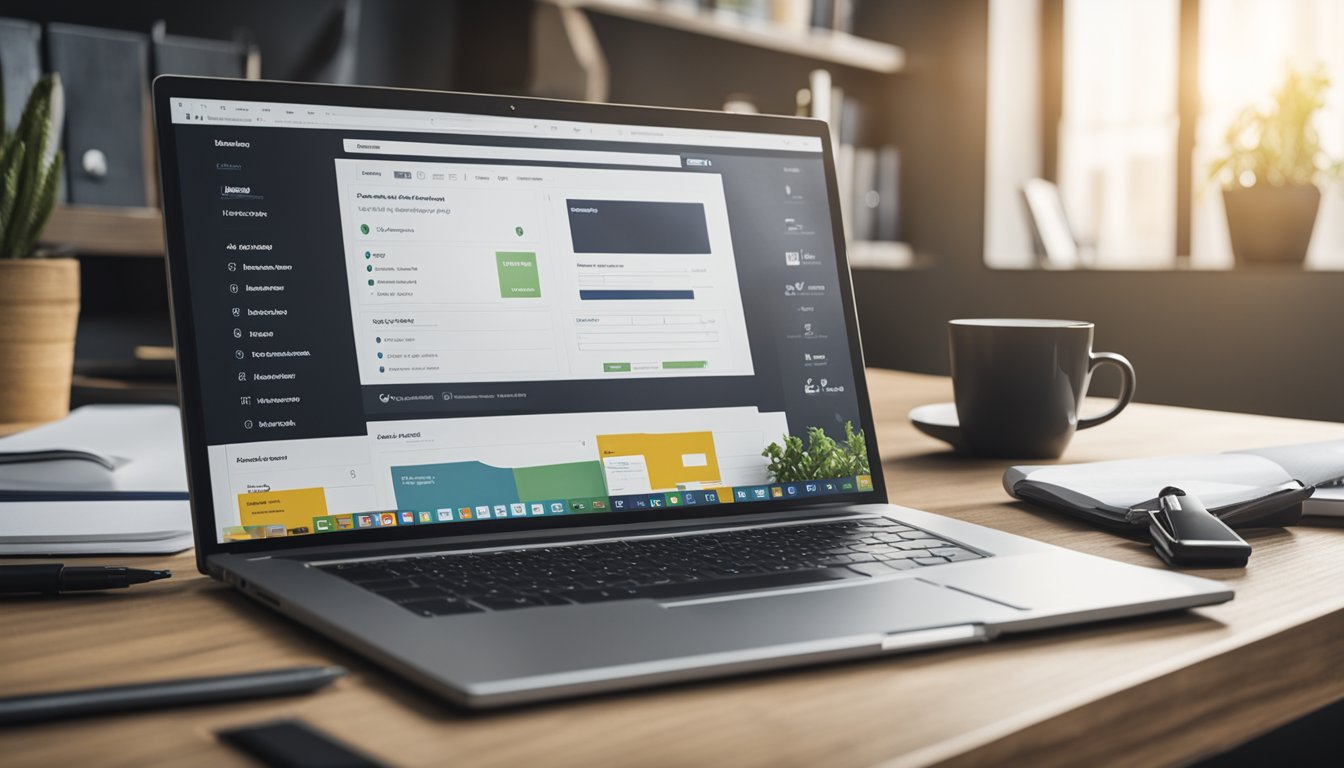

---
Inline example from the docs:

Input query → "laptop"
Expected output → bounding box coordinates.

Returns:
[152,76,1231,708]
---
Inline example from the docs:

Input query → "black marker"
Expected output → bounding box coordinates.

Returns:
[0,563,171,594]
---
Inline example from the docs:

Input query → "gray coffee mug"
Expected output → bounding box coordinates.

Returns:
[949,319,1135,458]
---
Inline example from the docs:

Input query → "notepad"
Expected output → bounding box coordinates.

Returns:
[1004,439,1344,531]
[0,406,188,499]
[1303,485,1344,518]
[0,406,193,555]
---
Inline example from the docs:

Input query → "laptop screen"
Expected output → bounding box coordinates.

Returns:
[157,84,879,546]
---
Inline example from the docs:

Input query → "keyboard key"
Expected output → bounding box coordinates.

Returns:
[405,598,483,617]
[847,561,909,577]
[930,547,982,562]
[567,587,644,603]
[472,594,555,611]
[896,540,947,550]
[359,578,417,592]
[377,586,450,603]
[913,556,950,566]
[877,550,925,560]
[330,565,400,582]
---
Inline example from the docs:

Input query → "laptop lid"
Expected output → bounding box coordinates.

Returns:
[152,77,886,571]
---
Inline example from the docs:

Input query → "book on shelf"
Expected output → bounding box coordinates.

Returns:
[769,0,812,33]
[876,145,901,242]
[801,68,904,260]
[704,0,856,34]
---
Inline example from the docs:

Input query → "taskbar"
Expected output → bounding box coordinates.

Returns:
[222,474,874,542]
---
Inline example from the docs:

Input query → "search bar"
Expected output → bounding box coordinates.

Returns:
[342,139,681,168]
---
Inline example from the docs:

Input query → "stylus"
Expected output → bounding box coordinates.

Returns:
[0,666,346,726]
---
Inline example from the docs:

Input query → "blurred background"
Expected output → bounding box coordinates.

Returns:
[6,0,1343,422]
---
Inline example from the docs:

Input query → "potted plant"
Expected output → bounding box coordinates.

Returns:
[1209,68,1340,266]
[0,74,73,427]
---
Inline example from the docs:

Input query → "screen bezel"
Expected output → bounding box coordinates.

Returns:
[151,76,888,573]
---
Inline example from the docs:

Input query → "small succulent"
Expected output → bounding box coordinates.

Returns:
[763,421,869,483]
[0,74,64,259]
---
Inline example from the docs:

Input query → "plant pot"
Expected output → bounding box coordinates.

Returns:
[1222,184,1321,266]
[0,258,80,427]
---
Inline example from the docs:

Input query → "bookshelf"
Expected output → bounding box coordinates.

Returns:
[541,0,904,74]
[39,205,165,257]
[850,240,924,270]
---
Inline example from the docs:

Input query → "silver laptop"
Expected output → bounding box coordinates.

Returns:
[153,77,1230,708]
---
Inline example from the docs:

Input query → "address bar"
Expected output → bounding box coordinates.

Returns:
[342,139,681,168]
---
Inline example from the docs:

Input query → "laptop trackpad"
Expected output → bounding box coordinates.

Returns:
[663,577,1022,640]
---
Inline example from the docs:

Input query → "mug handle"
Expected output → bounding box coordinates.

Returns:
[1077,352,1136,430]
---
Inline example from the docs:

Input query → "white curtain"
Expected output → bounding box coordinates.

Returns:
[1059,0,1180,268]
[1193,0,1344,269]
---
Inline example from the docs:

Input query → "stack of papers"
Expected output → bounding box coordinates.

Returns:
[0,406,193,555]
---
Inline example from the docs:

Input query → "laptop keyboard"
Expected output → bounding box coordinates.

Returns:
[320,517,985,617]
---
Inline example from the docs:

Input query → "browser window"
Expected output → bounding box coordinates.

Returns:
[164,97,873,543]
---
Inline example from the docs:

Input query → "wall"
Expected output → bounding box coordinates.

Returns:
[852,0,1344,423]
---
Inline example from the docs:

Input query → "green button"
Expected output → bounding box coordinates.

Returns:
[662,360,707,369]
[603,362,631,372]
[496,252,540,298]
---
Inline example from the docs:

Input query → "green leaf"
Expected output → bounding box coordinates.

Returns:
[0,75,60,259]
[762,422,868,483]
[1209,65,1339,189]
[13,76,52,159]
[0,140,25,257]
[17,151,61,258]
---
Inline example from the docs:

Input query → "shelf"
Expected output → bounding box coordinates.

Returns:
[849,240,924,270]
[39,205,165,257]
[544,0,905,74]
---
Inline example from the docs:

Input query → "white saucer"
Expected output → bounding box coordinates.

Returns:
[907,402,968,452]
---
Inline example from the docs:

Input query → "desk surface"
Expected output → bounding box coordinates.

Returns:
[4,369,1344,767]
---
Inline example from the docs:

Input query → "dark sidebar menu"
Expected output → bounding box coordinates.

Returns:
[173,126,367,446]
[712,151,863,439]
[773,159,860,429]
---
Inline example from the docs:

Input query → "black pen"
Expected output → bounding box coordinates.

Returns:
[0,563,171,594]
[0,666,347,726]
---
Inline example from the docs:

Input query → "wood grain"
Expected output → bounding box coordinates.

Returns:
[2,369,1342,767]
[0,259,79,425]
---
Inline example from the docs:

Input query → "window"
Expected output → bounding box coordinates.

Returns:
[1192,0,1344,269]
[1058,0,1179,268]
[985,0,1344,269]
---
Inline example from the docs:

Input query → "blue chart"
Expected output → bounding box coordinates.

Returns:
[390,459,608,511]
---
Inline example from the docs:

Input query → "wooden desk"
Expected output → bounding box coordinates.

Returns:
[4,370,1343,767]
